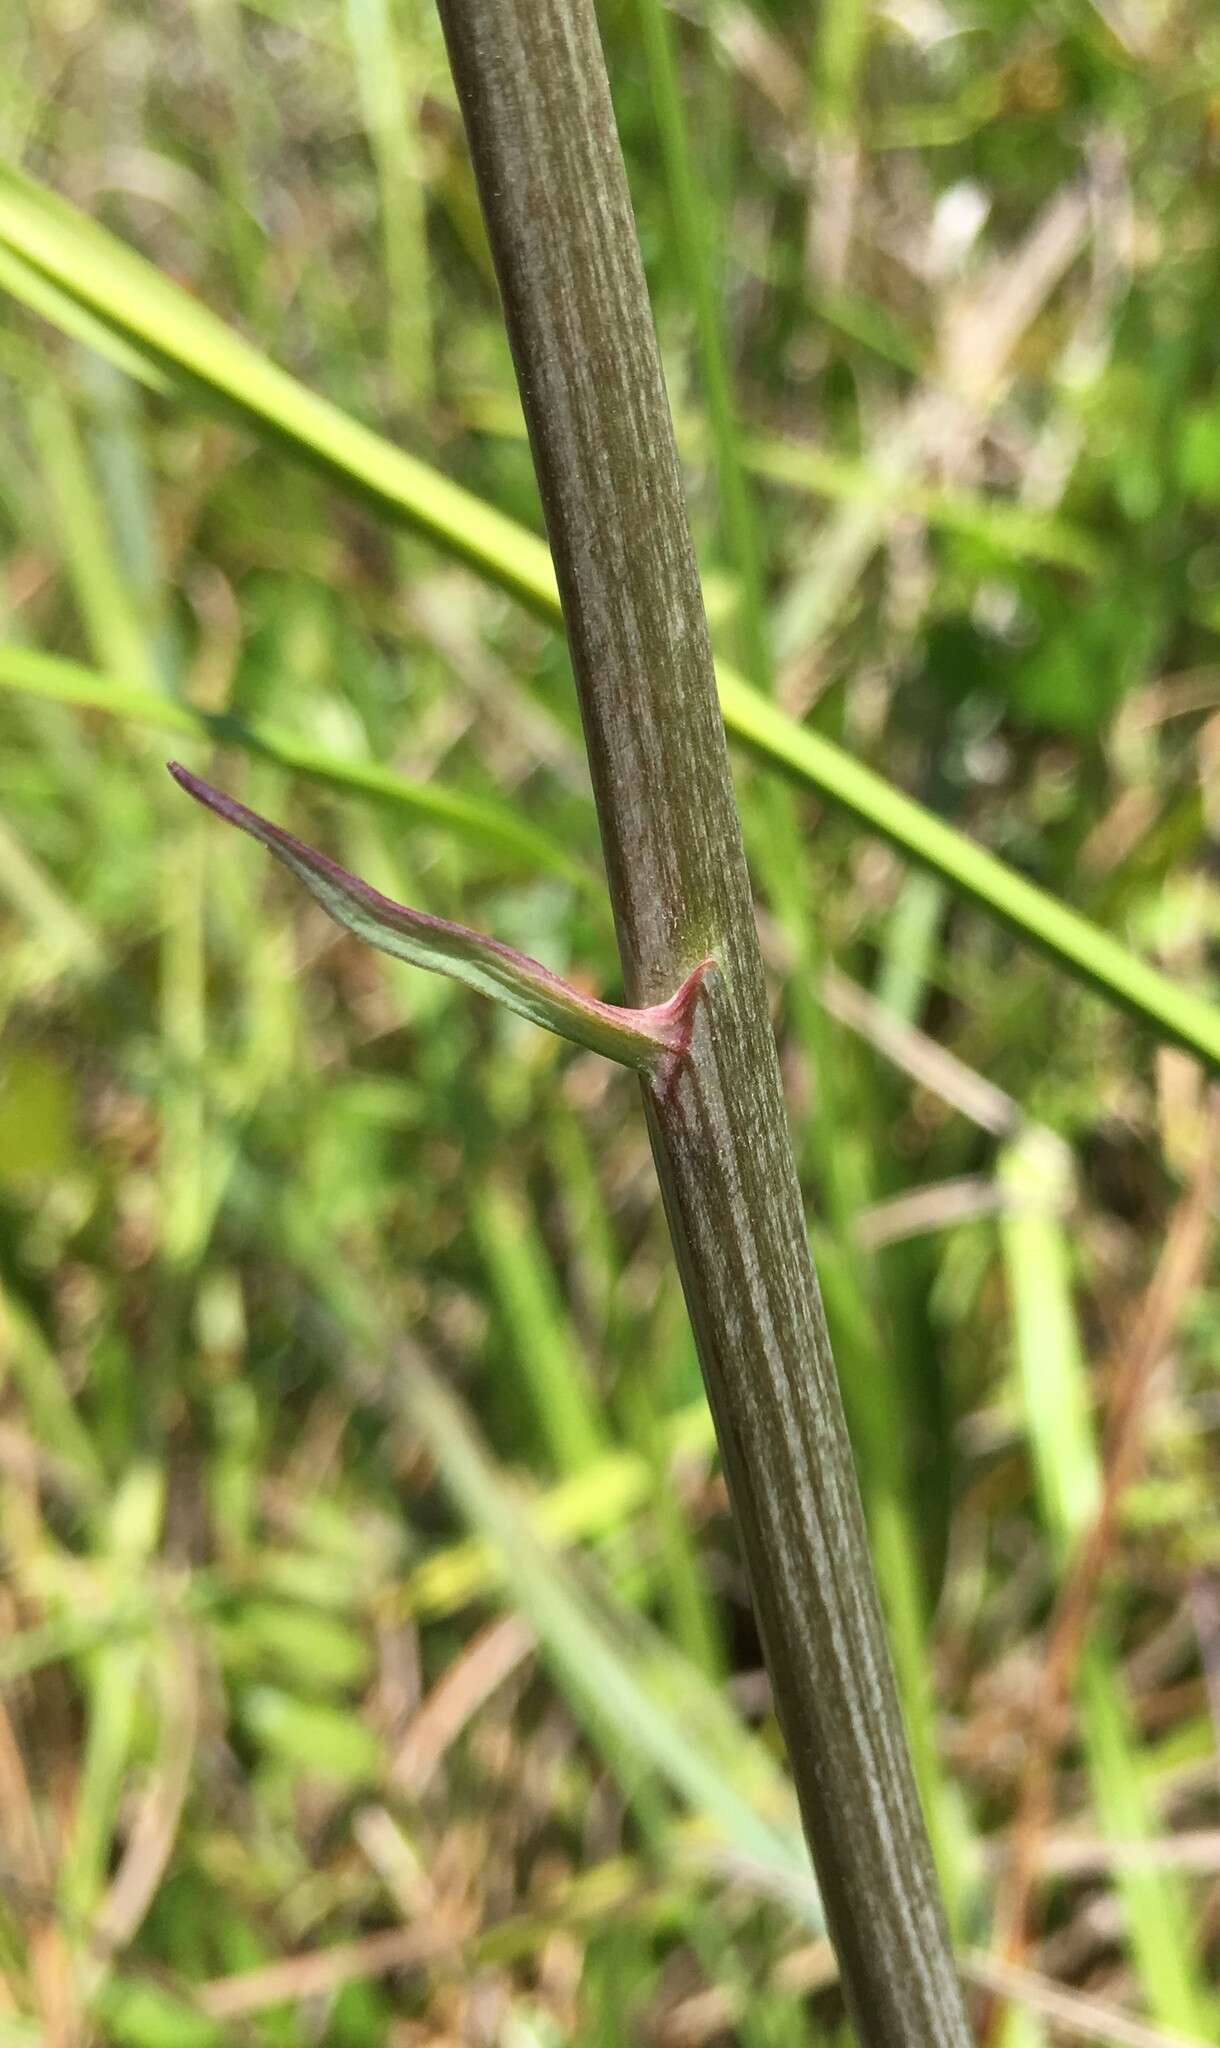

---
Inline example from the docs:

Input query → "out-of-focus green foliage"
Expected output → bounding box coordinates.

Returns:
[2,3,1220,2043]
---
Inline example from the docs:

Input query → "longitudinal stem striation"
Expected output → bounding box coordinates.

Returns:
[434,3,972,2043]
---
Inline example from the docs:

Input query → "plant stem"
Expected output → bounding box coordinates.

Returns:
[434,4,971,2040]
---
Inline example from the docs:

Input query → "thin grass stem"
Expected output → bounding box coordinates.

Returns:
[433,6,972,2039]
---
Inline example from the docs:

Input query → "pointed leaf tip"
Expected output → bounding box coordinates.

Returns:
[167,763,713,1075]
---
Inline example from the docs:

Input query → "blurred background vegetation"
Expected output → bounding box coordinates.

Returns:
[3,1,1220,2042]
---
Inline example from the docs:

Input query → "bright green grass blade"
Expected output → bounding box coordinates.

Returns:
[0,159,555,613]
[401,1401,716,1620]
[874,874,946,1023]
[3,161,1220,1068]
[472,1177,607,1473]
[402,1347,814,1897]
[0,643,586,883]
[344,0,434,403]
[636,0,770,689]
[999,1128,1207,2032]
[28,384,158,687]
[463,390,1100,576]
[812,0,869,137]
[1076,1640,1207,2033]
[998,1133,1100,1544]
[57,1466,164,1928]
[722,675,1220,1072]
[0,240,172,392]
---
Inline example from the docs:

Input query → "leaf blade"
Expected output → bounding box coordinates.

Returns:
[0,643,585,883]
[168,764,710,1073]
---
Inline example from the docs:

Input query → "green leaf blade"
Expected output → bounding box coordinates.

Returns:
[0,643,584,883]
[168,764,711,1074]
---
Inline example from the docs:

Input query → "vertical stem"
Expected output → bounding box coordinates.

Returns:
[631,0,956,1901]
[434,5,970,2041]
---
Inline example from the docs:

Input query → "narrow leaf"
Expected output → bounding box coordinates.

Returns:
[401,1349,811,1892]
[0,643,585,884]
[168,764,711,1073]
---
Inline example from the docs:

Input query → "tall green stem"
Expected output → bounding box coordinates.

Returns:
[434,5,971,2041]
[634,0,957,1908]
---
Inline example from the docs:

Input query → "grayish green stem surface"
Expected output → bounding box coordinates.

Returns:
[434,3,973,2041]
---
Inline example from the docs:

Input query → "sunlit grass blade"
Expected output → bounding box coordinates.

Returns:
[0,158,555,614]
[464,389,1101,575]
[3,161,1219,1069]
[28,384,158,687]
[472,1176,607,1474]
[0,239,173,393]
[636,0,769,687]
[722,674,1220,1072]
[400,1401,715,1621]
[874,874,947,1023]
[0,643,586,882]
[57,1466,164,1933]
[402,1346,814,1897]
[998,1129,1208,2033]
[344,0,434,402]
[168,764,712,1074]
